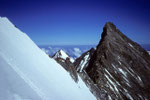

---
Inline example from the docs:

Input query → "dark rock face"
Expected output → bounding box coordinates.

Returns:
[74,48,105,100]
[86,22,150,99]
[57,58,78,82]
[74,48,95,72]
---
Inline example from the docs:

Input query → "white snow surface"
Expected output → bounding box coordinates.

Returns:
[128,43,133,48]
[0,17,96,100]
[148,51,150,55]
[41,48,49,54]
[53,49,74,62]
[118,68,127,77]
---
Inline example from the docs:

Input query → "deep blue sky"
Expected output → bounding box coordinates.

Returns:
[0,0,150,45]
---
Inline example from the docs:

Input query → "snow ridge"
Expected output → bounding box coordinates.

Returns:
[53,49,74,62]
[0,17,96,100]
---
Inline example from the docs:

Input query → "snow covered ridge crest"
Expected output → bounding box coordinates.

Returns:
[52,49,74,63]
[0,17,96,100]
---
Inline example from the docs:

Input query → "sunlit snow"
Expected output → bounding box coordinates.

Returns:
[0,17,96,100]
[53,49,74,62]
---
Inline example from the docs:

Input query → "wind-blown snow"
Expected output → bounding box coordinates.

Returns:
[0,17,96,100]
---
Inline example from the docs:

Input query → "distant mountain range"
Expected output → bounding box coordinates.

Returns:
[39,45,96,58]
[39,44,150,58]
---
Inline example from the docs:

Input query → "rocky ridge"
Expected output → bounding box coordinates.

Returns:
[74,48,95,72]
[52,50,78,82]
[86,22,150,100]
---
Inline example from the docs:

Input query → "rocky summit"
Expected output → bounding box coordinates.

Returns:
[86,22,150,100]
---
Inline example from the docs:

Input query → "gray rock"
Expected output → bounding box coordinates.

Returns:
[74,48,105,100]
[74,48,95,72]
[86,22,150,100]
[52,50,78,82]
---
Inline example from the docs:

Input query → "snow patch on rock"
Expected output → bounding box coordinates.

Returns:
[78,53,90,72]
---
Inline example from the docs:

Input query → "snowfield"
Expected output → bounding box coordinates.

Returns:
[0,17,96,100]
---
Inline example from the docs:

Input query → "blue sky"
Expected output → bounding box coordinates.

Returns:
[0,0,150,45]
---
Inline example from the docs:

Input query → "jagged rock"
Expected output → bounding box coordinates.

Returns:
[52,50,78,82]
[86,22,150,100]
[74,48,105,100]
[74,48,95,72]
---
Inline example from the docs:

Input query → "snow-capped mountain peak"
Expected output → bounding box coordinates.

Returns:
[53,49,68,59]
[53,49,74,62]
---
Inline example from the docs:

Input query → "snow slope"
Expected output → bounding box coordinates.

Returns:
[0,17,96,100]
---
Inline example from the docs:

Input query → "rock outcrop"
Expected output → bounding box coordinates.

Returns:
[74,48,95,72]
[86,22,150,99]
[74,48,105,100]
[52,50,78,82]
